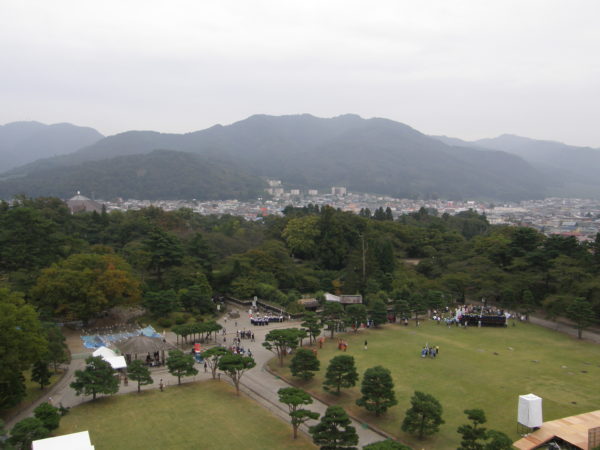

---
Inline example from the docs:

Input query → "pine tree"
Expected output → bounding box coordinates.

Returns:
[401,391,444,439]
[323,355,358,394]
[127,360,154,392]
[70,356,119,400]
[278,387,320,439]
[356,366,397,416]
[31,360,51,390]
[290,348,320,381]
[309,405,358,449]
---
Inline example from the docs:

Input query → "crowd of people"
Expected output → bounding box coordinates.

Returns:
[421,344,439,358]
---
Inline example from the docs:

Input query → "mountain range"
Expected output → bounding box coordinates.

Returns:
[1,114,599,201]
[0,121,103,172]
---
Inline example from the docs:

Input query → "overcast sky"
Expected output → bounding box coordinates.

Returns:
[1,1,599,146]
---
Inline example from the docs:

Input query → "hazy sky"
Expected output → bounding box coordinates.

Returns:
[1,1,599,146]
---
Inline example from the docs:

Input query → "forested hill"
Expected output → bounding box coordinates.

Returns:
[4,114,546,201]
[0,121,103,172]
[0,150,266,200]
[433,134,600,199]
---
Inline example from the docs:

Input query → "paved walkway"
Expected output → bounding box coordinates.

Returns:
[7,306,599,446]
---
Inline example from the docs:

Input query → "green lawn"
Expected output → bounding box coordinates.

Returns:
[270,320,600,449]
[56,380,315,450]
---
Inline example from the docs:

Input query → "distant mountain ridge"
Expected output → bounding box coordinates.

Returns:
[2,114,549,201]
[433,134,600,198]
[0,150,266,200]
[0,121,104,172]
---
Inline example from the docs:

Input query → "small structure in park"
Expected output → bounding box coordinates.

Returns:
[324,293,363,305]
[115,335,175,366]
[514,404,600,449]
[33,430,95,450]
[92,346,127,370]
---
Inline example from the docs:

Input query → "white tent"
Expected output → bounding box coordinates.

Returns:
[92,346,117,359]
[33,431,94,450]
[92,346,126,369]
[518,393,543,428]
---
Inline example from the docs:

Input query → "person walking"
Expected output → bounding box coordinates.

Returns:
[364,340,368,350]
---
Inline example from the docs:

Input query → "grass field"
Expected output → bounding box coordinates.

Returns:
[270,320,600,449]
[56,380,315,449]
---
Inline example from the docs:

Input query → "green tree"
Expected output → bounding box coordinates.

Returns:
[282,215,320,259]
[401,391,444,439]
[31,360,51,390]
[321,301,346,338]
[323,355,359,395]
[166,350,198,385]
[457,409,487,450]
[143,228,184,285]
[218,354,256,396]
[201,346,231,380]
[143,289,179,317]
[278,387,320,439]
[520,290,536,320]
[309,405,358,450]
[345,304,367,329]
[363,440,411,449]
[484,430,512,450]
[30,253,141,323]
[566,297,595,339]
[33,402,61,431]
[70,356,119,400]
[290,348,320,381]
[0,289,47,411]
[0,205,64,272]
[178,276,213,313]
[301,312,323,345]
[42,322,69,372]
[369,299,388,327]
[356,366,397,416]
[127,360,154,392]
[263,329,305,367]
[8,417,49,449]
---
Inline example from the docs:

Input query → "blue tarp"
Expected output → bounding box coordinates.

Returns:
[82,325,162,349]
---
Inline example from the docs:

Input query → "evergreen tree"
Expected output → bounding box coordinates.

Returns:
[323,355,359,395]
[43,322,69,372]
[166,350,198,385]
[31,360,52,390]
[401,391,444,439]
[127,360,154,392]
[218,354,256,396]
[263,328,305,367]
[8,417,49,449]
[278,387,320,439]
[369,299,389,327]
[290,348,320,381]
[356,366,397,416]
[457,409,487,450]
[484,430,512,450]
[346,304,368,329]
[566,297,595,339]
[301,311,324,344]
[309,405,358,450]
[33,402,61,431]
[70,356,119,400]
[520,290,536,320]
[321,301,346,338]
[201,346,231,380]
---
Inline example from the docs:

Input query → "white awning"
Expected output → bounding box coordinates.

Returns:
[33,431,94,450]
